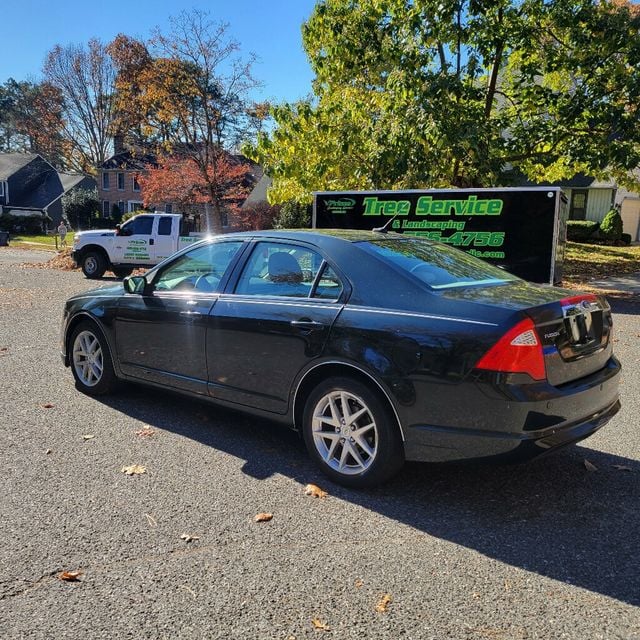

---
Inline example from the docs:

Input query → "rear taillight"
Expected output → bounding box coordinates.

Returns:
[475,317,546,380]
[559,294,597,306]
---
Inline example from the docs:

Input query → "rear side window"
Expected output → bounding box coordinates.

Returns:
[158,217,173,236]
[235,241,332,298]
[360,238,518,289]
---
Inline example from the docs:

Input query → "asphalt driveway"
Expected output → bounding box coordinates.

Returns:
[1,248,639,639]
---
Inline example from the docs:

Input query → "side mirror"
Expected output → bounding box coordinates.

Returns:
[123,275,147,294]
[115,224,121,236]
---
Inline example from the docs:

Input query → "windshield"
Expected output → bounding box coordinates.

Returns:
[359,237,519,290]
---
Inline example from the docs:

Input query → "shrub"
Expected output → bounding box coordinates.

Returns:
[0,212,48,234]
[111,204,123,225]
[62,187,99,230]
[599,208,623,241]
[273,201,311,229]
[566,220,599,242]
[236,202,280,231]
[621,233,632,246]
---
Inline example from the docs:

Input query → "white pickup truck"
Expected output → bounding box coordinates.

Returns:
[71,213,205,279]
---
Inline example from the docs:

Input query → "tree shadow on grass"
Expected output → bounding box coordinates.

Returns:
[98,384,640,607]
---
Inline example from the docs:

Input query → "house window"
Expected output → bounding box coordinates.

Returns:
[102,173,109,190]
[102,201,110,217]
[118,200,125,214]
[117,172,125,190]
[165,203,173,214]
[133,176,140,192]
[128,201,143,213]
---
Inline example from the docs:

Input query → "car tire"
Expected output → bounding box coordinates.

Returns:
[81,251,107,279]
[302,376,404,488]
[112,267,133,279]
[69,322,118,396]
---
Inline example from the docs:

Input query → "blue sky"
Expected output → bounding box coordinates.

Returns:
[0,0,318,104]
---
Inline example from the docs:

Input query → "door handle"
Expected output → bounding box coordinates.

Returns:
[180,310,202,317]
[290,318,324,331]
[149,238,155,246]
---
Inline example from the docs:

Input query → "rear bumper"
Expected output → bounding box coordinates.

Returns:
[403,356,621,463]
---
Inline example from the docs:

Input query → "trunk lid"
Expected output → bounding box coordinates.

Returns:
[440,282,613,385]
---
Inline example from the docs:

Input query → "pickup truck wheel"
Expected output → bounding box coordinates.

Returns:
[82,252,107,279]
[70,322,118,395]
[112,267,133,279]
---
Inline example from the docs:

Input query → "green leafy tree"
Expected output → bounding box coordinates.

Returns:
[248,0,640,202]
[62,187,99,230]
[273,201,311,228]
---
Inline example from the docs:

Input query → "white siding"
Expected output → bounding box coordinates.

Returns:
[586,189,614,222]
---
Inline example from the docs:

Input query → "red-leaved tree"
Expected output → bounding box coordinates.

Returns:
[138,155,251,226]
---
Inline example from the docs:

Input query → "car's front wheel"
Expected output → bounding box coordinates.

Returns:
[302,377,404,488]
[69,322,118,395]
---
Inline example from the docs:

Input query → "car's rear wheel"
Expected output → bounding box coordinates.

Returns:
[81,252,107,279]
[70,322,118,395]
[302,377,404,488]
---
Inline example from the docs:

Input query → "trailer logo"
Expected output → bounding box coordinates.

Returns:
[323,198,356,214]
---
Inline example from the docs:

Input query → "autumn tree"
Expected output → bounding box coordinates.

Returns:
[248,0,640,202]
[138,154,251,224]
[109,10,266,232]
[0,79,66,166]
[43,39,117,173]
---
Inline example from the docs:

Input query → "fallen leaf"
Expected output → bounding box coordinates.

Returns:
[311,618,330,631]
[254,512,273,522]
[613,464,632,471]
[305,483,328,499]
[354,579,364,588]
[82,434,95,440]
[45,449,52,455]
[42,403,55,409]
[145,513,157,527]
[0,347,8,351]
[375,593,393,613]
[180,533,200,543]
[121,464,146,475]
[136,425,155,437]
[584,459,598,472]
[58,570,82,582]
[472,592,481,599]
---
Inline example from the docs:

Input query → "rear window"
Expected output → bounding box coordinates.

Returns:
[359,238,519,289]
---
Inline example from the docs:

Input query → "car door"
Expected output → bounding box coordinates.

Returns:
[114,240,247,394]
[153,215,179,262]
[207,240,347,413]
[112,214,156,264]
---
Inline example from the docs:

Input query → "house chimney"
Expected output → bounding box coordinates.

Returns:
[113,134,126,156]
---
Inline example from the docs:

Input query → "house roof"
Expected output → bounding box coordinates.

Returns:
[0,153,40,180]
[100,151,158,171]
[514,172,616,189]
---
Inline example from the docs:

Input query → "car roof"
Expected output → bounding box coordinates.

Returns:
[219,228,415,247]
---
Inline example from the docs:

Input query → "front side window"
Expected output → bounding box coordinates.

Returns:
[235,242,334,299]
[120,215,153,236]
[154,241,244,293]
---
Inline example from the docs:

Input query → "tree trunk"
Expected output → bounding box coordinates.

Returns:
[203,202,222,235]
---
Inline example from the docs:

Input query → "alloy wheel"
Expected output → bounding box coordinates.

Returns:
[311,390,378,475]
[72,330,104,387]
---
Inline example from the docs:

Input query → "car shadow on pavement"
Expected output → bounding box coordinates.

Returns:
[98,385,640,608]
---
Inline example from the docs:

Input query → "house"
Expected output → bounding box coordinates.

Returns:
[0,153,95,229]
[97,145,271,231]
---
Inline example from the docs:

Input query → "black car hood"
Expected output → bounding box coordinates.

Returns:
[69,283,125,301]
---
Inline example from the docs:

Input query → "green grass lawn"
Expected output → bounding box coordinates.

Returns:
[564,241,640,281]
[8,232,74,250]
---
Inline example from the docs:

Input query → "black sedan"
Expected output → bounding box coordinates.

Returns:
[61,230,621,487]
